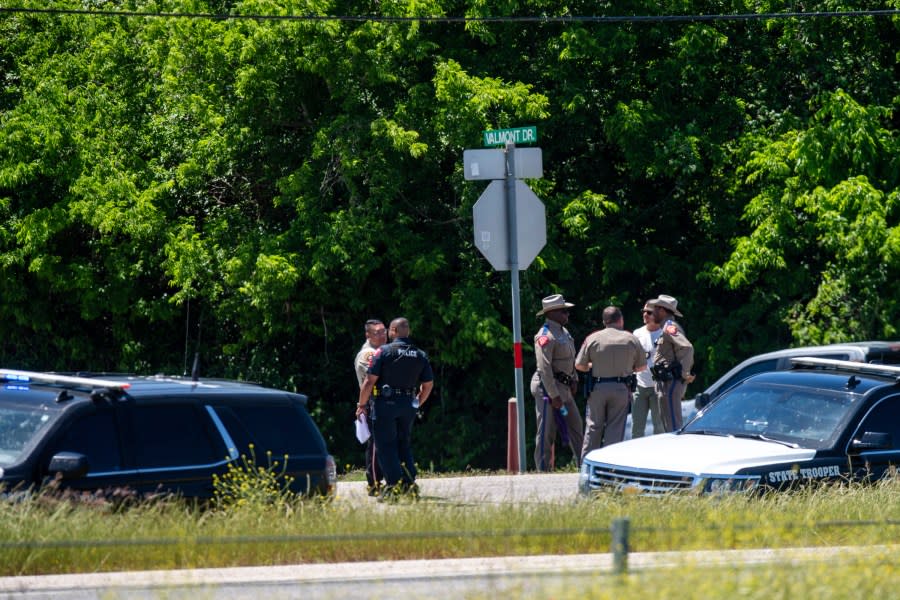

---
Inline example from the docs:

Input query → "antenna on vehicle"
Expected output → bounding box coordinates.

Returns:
[183,297,191,377]
[183,297,204,381]
[191,352,200,382]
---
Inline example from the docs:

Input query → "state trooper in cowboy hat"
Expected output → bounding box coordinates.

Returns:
[646,294,694,432]
[536,294,574,316]
[649,294,683,317]
[530,294,584,471]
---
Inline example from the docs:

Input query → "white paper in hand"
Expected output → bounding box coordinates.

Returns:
[355,414,371,444]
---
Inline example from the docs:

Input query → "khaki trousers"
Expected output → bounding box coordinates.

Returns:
[631,385,662,438]
[531,384,584,472]
[580,382,630,461]
[655,379,687,432]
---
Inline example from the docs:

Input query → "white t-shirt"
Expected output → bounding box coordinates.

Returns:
[633,325,663,388]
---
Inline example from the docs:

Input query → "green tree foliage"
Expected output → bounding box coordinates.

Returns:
[1,0,899,470]
[715,90,900,343]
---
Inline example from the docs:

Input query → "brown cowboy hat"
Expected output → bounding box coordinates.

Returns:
[536,294,575,316]
[647,294,683,317]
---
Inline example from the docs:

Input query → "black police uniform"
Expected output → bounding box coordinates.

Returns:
[367,337,434,489]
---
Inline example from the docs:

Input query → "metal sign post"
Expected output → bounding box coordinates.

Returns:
[466,127,544,474]
[504,141,528,474]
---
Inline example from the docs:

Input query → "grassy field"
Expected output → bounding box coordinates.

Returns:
[483,549,900,600]
[1,474,899,577]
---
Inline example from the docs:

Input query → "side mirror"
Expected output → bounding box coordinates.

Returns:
[694,392,711,410]
[850,431,893,452]
[48,452,89,479]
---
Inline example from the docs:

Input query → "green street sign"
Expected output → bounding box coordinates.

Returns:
[483,126,538,147]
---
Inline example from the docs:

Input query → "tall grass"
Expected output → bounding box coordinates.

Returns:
[1,478,899,576]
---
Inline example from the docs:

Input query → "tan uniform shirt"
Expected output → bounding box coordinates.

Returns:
[354,341,377,388]
[575,327,645,377]
[653,319,694,376]
[533,320,577,398]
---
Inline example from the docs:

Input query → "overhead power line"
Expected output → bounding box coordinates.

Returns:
[0,6,899,24]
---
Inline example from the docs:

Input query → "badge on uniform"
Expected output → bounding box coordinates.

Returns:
[665,324,679,336]
[538,335,550,347]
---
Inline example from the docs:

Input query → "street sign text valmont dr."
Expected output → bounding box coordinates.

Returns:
[483,126,538,147]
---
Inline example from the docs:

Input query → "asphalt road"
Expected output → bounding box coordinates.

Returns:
[336,471,580,505]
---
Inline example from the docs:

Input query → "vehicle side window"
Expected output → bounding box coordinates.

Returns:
[866,351,900,365]
[814,353,851,361]
[714,359,779,397]
[48,410,122,473]
[131,405,225,468]
[215,403,324,457]
[855,397,900,449]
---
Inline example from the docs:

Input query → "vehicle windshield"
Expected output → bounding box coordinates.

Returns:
[683,382,860,450]
[0,399,56,467]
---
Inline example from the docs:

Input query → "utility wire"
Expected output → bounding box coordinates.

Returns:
[0,6,899,24]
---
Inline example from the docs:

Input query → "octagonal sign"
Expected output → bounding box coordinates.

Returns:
[472,180,546,271]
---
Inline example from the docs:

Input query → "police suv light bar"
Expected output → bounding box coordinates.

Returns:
[0,369,131,390]
[790,357,900,377]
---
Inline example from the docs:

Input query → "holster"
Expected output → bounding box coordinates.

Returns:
[651,363,683,383]
[651,364,673,381]
[625,373,638,393]
[553,371,575,386]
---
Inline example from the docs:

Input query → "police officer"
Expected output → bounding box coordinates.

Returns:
[530,294,584,471]
[354,319,386,496]
[575,306,646,459]
[357,317,433,501]
[647,294,694,432]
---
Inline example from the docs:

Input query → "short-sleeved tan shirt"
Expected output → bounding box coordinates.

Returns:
[575,327,645,377]
[532,320,577,398]
[653,319,694,374]
[354,341,377,388]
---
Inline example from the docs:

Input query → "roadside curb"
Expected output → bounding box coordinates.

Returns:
[2,544,897,594]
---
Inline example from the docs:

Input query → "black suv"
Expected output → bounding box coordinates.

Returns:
[0,369,336,499]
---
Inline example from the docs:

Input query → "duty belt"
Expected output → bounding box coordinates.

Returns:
[651,363,684,382]
[380,385,417,398]
[590,374,638,393]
